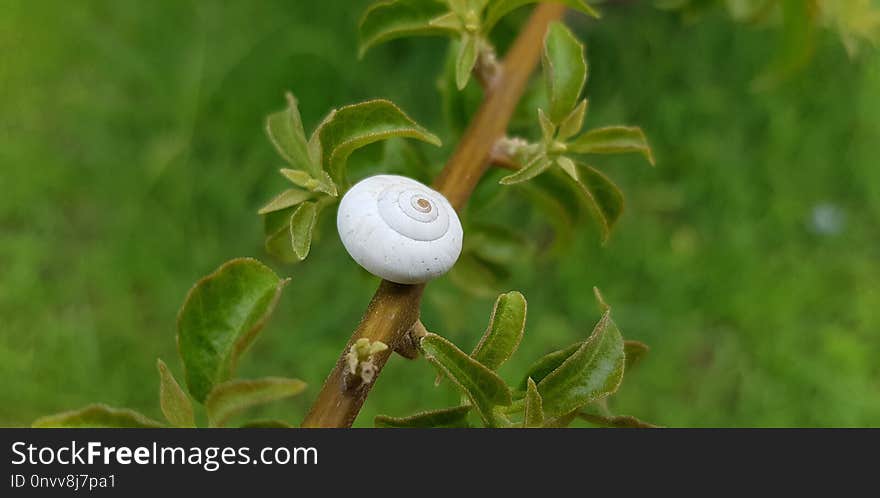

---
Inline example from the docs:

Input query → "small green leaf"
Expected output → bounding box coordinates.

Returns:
[359,0,455,57]
[280,169,338,197]
[484,1,600,33]
[624,340,649,371]
[447,0,468,15]
[561,162,625,240]
[315,99,441,183]
[581,165,625,239]
[542,410,578,428]
[579,412,660,428]
[33,404,164,428]
[557,99,588,140]
[499,154,551,185]
[752,0,818,91]
[239,420,295,428]
[257,188,313,215]
[205,377,307,428]
[263,208,298,263]
[420,333,512,427]
[468,0,490,12]
[518,342,580,390]
[279,168,312,186]
[569,126,655,166]
[456,33,480,90]
[537,311,625,417]
[266,93,319,176]
[375,405,472,428]
[290,201,318,260]
[593,285,610,312]
[523,378,544,427]
[177,258,289,402]
[543,21,588,123]
[440,39,484,137]
[429,11,464,31]
[471,291,527,370]
[556,155,578,178]
[538,108,556,143]
[157,359,195,427]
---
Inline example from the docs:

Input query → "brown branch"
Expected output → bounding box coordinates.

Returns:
[301,3,566,428]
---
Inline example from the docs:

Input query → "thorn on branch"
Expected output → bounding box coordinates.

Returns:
[474,43,503,90]
[490,137,528,170]
[394,320,428,360]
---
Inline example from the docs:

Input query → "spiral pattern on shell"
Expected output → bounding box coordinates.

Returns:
[337,175,463,284]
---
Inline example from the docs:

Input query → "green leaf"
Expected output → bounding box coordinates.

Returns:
[420,333,512,427]
[205,377,307,428]
[359,0,457,57]
[557,99,588,141]
[290,201,318,260]
[537,311,625,417]
[315,99,441,183]
[468,0,490,12]
[569,126,655,166]
[579,412,660,428]
[471,291,527,370]
[239,420,295,428]
[538,108,556,143]
[499,154,551,185]
[543,21,588,123]
[280,169,338,197]
[429,11,464,31]
[33,404,164,428]
[157,359,195,427]
[561,162,625,241]
[375,405,472,428]
[263,208,298,263]
[518,342,580,390]
[542,410,578,428]
[266,93,319,176]
[257,188,313,215]
[440,39,484,137]
[624,340,649,371]
[556,155,578,178]
[456,33,480,90]
[177,258,289,402]
[261,198,322,263]
[752,0,818,91]
[447,0,468,15]
[484,1,600,33]
[523,378,544,427]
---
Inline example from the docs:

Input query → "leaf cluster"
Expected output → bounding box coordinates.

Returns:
[360,0,600,89]
[34,259,305,428]
[260,94,440,263]
[496,22,654,241]
[376,289,657,428]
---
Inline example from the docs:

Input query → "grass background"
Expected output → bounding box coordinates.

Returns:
[1,0,878,427]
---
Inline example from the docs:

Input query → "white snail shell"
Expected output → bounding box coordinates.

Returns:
[337,174,463,284]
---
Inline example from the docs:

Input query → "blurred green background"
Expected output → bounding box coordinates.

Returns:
[1,0,878,427]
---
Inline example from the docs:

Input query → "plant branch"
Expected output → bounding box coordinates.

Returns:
[301,3,567,428]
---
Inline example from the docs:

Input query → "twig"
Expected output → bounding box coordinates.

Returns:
[301,4,567,428]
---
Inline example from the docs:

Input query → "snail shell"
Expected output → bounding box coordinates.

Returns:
[337,174,463,284]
